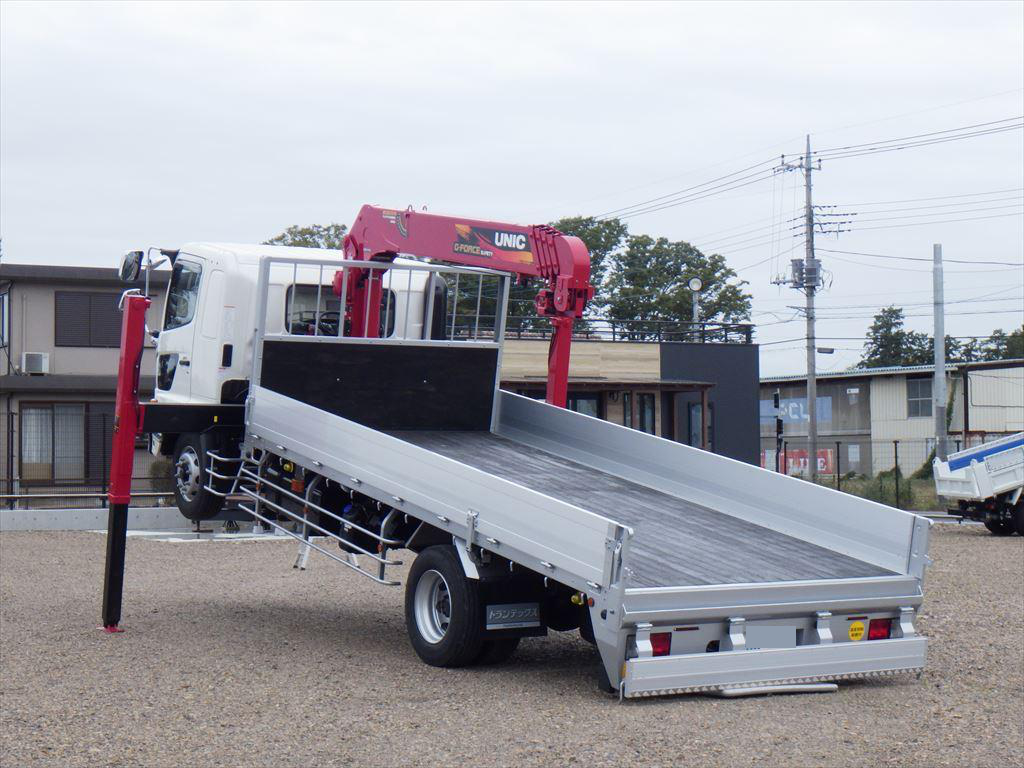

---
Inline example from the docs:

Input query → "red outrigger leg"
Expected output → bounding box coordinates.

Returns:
[101,293,151,633]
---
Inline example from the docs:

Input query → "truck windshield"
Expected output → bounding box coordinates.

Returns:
[164,261,202,330]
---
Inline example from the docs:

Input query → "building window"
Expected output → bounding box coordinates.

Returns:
[54,291,122,347]
[164,260,203,330]
[19,402,114,483]
[567,393,600,419]
[688,402,715,450]
[638,393,655,434]
[906,377,932,418]
[623,392,655,433]
[0,289,8,350]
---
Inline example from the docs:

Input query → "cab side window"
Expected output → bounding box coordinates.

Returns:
[164,261,202,330]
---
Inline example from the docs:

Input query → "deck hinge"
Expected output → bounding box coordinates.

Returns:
[898,606,917,638]
[814,611,833,644]
[465,510,480,562]
[635,622,654,658]
[725,617,746,651]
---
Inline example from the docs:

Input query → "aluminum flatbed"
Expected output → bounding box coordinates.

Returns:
[101,252,930,699]
[391,430,894,587]
[222,255,932,698]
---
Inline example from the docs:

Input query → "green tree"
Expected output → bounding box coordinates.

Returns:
[984,326,1024,360]
[603,235,751,338]
[264,223,348,250]
[860,306,932,367]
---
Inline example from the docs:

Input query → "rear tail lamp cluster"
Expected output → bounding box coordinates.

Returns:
[650,632,672,657]
[867,618,892,640]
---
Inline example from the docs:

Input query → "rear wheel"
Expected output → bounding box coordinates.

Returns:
[172,433,224,522]
[475,638,520,665]
[1013,501,1024,536]
[405,546,485,667]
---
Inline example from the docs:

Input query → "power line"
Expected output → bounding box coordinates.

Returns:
[823,252,1022,274]
[813,309,1023,320]
[609,169,779,220]
[823,187,1024,208]
[809,124,1024,163]
[842,210,1024,232]
[841,202,1023,225]
[810,87,1024,136]
[812,116,1024,155]
[815,296,1023,311]
[595,159,777,218]
[817,247,1023,267]
[823,194,1024,217]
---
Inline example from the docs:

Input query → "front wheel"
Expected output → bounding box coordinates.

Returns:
[984,518,1015,536]
[172,433,224,522]
[404,546,485,667]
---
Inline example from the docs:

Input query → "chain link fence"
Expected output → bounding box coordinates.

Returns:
[758,437,979,511]
[1,409,174,510]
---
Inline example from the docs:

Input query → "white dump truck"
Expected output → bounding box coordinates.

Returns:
[933,432,1024,535]
[105,205,931,699]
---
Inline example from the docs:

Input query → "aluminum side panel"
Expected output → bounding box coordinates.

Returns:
[247,386,620,590]
[497,391,920,576]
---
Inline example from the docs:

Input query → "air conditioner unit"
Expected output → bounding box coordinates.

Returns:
[21,352,50,375]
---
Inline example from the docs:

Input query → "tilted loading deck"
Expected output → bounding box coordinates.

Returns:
[234,255,931,698]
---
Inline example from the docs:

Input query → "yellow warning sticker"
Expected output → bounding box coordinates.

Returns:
[848,621,865,641]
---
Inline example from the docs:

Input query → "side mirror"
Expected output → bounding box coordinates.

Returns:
[119,250,144,283]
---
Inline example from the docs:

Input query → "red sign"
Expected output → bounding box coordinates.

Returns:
[761,448,834,475]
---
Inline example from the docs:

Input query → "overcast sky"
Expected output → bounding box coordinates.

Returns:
[2,1,1022,375]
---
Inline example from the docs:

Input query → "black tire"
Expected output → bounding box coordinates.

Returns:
[579,608,596,645]
[983,519,1015,536]
[172,433,224,522]
[405,546,485,668]
[475,638,520,665]
[1013,502,1024,537]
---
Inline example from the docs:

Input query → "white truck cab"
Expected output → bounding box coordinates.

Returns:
[154,243,433,409]
[148,243,435,518]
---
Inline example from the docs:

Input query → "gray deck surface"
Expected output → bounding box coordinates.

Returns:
[390,431,895,588]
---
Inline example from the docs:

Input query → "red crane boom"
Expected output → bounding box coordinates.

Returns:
[337,205,593,406]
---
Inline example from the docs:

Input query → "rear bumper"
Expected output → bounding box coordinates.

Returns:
[623,636,927,698]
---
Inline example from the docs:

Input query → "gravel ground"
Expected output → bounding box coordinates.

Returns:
[1,524,1021,768]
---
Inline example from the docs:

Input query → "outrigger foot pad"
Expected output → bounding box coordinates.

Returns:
[101,625,126,634]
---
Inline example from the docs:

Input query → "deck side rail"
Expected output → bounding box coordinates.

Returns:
[245,385,632,596]
[496,391,927,578]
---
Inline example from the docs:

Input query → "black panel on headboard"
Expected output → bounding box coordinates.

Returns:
[259,340,499,431]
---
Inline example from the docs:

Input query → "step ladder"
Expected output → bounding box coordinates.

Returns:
[204,450,404,585]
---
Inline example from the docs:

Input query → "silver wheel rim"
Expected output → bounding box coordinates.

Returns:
[414,569,451,644]
[175,447,201,502]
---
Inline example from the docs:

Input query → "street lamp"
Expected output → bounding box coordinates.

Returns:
[688,276,703,323]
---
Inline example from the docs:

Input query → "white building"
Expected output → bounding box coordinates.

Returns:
[759,359,1023,476]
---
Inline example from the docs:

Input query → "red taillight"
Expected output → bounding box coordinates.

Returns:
[650,632,672,656]
[868,618,891,640]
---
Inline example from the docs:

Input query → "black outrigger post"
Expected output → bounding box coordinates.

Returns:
[101,291,151,632]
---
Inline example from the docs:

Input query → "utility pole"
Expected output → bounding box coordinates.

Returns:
[773,135,823,481]
[933,243,948,460]
[803,135,818,482]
